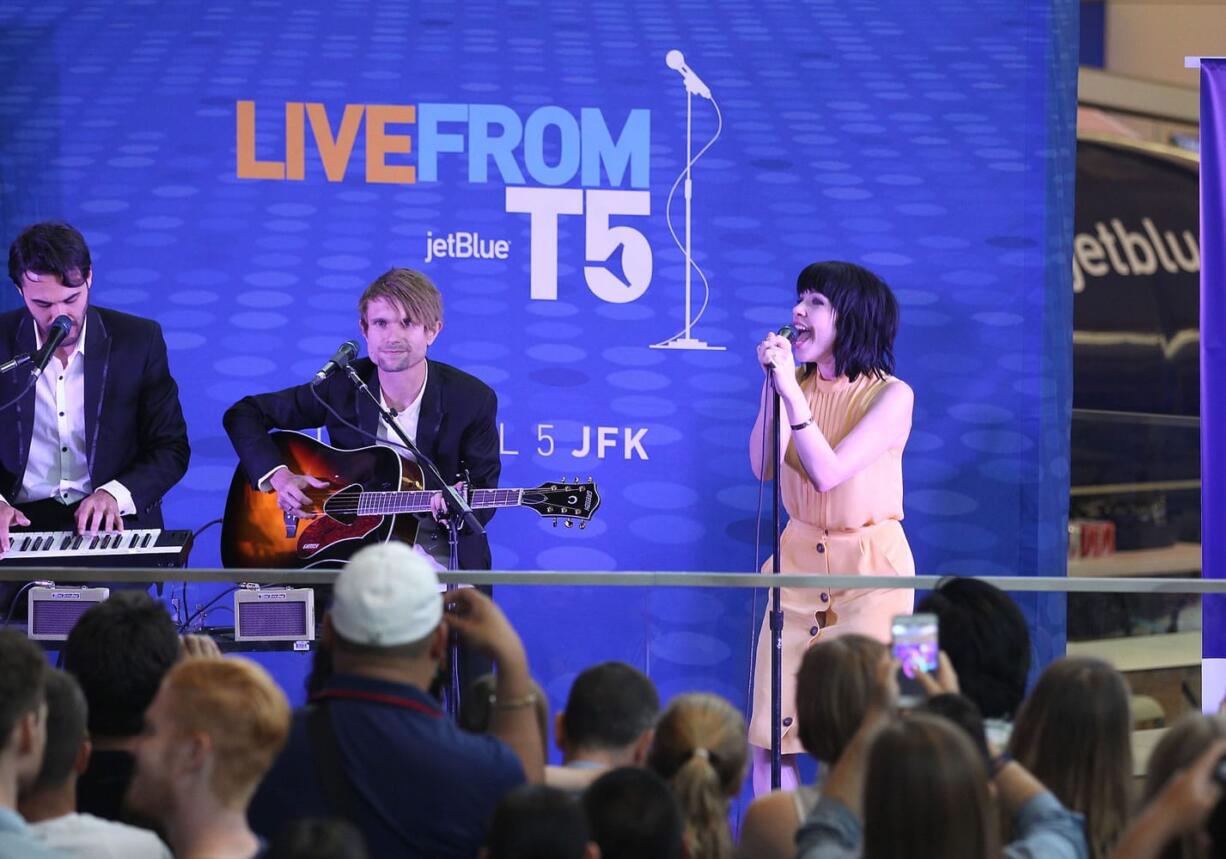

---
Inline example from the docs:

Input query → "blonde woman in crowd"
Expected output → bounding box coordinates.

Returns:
[738,635,886,859]
[648,694,749,859]
[1008,657,1133,859]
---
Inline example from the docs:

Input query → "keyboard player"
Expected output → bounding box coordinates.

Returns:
[0,223,190,599]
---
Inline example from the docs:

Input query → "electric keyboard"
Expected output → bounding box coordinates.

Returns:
[0,529,193,568]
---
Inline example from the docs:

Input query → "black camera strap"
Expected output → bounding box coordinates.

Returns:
[305,702,362,822]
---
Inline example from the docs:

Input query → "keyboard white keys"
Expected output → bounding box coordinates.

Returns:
[0,529,192,567]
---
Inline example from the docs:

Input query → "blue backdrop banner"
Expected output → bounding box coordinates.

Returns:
[0,0,1075,731]
[1201,59,1225,663]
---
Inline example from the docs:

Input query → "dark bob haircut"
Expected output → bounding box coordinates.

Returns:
[796,261,899,382]
[9,221,92,289]
[916,577,1031,721]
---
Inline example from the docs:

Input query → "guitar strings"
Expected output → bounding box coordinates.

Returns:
[301,490,572,515]
[306,490,534,515]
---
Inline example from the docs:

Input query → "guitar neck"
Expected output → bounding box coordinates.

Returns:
[357,488,524,516]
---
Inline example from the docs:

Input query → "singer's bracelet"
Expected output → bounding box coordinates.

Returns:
[790,418,814,431]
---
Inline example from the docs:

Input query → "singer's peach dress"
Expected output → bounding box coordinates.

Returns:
[748,371,915,754]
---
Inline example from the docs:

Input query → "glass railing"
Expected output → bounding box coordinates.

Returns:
[3,566,1215,824]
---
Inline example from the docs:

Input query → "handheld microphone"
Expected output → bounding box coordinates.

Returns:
[30,316,72,380]
[313,340,359,385]
[765,325,797,370]
[665,50,712,99]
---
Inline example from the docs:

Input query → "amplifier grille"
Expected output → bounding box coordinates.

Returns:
[31,601,99,640]
[235,602,308,637]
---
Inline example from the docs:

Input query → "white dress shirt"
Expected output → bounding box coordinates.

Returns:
[2,318,135,515]
[375,361,427,461]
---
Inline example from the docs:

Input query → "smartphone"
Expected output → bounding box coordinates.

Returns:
[892,613,939,708]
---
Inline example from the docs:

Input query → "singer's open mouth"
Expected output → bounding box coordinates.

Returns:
[793,324,813,344]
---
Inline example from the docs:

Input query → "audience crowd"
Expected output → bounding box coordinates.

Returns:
[1,559,1223,859]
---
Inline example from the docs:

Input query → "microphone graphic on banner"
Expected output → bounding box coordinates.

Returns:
[665,50,712,99]
[312,340,358,384]
[652,49,725,353]
[30,316,73,380]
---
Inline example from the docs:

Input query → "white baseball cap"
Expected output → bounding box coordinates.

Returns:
[331,542,443,646]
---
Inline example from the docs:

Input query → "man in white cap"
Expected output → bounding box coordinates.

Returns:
[248,542,543,859]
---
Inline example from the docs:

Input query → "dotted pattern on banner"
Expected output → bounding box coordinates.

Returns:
[0,0,1075,787]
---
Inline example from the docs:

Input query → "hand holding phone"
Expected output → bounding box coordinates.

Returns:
[891,613,938,708]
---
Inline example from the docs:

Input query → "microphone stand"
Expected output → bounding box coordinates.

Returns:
[0,352,34,376]
[652,52,723,353]
[341,364,484,717]
[0,358,36,414]
[768,372,785,791]
[682,69,695,342]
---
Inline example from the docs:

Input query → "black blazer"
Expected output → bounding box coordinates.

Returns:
[223,358,501,569]
[0,306,191,528]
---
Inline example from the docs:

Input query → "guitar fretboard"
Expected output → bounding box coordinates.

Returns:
[357,488,525,516]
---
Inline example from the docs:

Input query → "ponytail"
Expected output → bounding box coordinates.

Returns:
[671,750,733,859]
[646,695,749,859]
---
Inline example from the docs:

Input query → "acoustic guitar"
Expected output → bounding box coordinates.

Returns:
[220,430,601,569]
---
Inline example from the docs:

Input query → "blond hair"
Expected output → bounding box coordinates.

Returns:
[1008,657,1132,859]
[864,713,999,859]
[647,693,748,859]
[162,657,290,806]
[358,268,442,328]
[796,634,887,763]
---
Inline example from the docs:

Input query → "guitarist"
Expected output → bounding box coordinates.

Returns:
[222,267,501,572]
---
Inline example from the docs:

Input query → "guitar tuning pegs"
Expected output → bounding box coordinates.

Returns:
[579,522,586,530]
[565,519,573,528]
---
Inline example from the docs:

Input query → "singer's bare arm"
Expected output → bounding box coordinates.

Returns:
[788,380,912,492]
[751,331,913,492]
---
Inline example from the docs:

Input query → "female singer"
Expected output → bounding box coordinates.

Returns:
[748,261,915,794]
